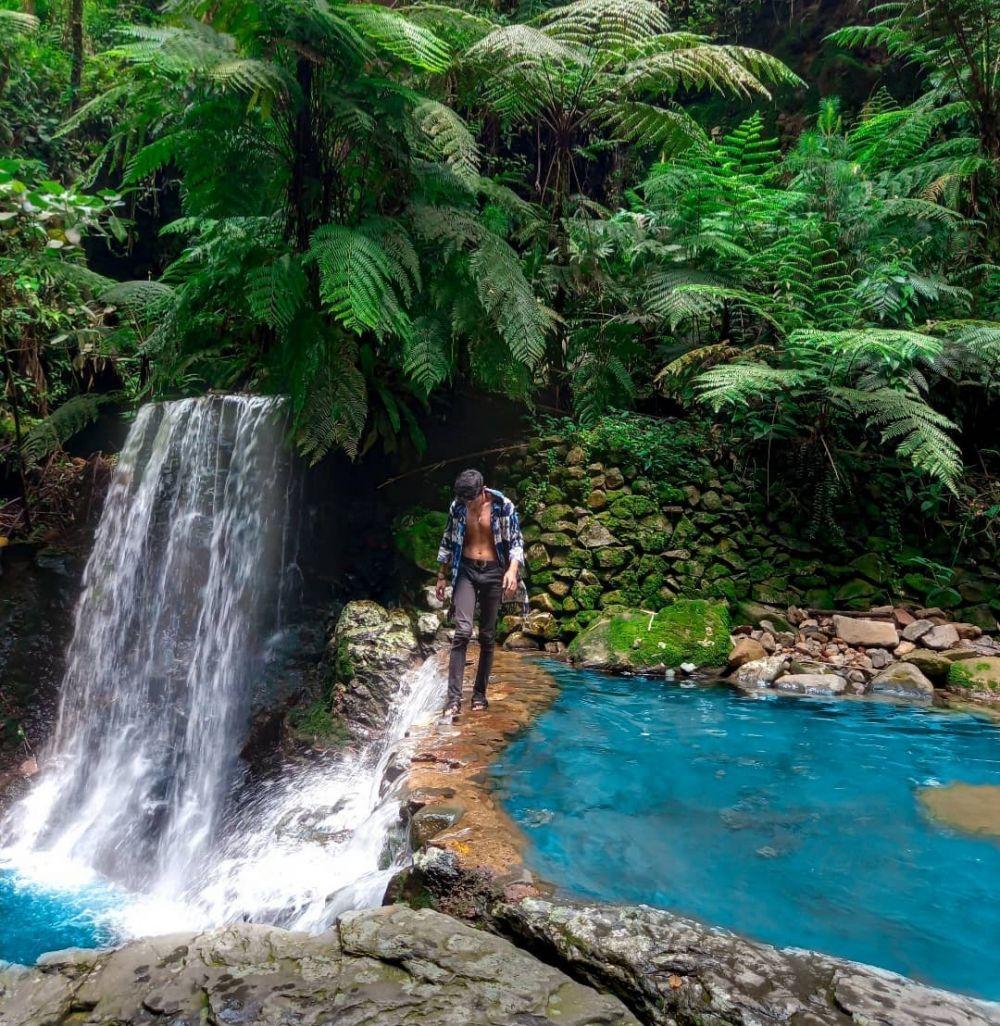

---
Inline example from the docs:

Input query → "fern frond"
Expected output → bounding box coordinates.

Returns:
[21,396,108,467]
[413,99,480,183]
[308,225,409,338]
[469,233,554,367]
[342,5,452,71]
[402,317,452,395]
[246,255,307,332]
[830,386,961,489]
[695,363,808,407]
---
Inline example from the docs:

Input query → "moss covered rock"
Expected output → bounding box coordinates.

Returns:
[567,599,730,672]
[948,657,1000,692]
[393,509,447,573]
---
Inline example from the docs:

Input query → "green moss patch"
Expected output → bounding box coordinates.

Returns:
[393,508,448,573]
[568,599,729,671]
[287,700,351,747]
[948,657,1000,692]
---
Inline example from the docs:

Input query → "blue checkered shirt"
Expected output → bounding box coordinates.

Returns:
[436,488,525,590]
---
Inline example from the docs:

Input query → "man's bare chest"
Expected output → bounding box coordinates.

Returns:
[465,507,493,544]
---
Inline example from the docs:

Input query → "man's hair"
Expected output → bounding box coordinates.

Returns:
[454,468,484,502]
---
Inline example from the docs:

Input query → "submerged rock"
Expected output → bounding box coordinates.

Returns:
[567,600,730,673]
[493,898,1000,1026]
[0,906,637,1026]
[773,672,847,696]
[920,783,1000,838]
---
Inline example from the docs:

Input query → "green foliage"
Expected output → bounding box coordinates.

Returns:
[287,700,351,747]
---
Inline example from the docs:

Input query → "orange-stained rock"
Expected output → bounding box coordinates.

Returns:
[404,648,559,900]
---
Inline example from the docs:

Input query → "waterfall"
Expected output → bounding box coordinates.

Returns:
[2,396,297,895]
[1,394,445,940]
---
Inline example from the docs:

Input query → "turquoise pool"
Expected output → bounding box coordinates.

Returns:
[491,664,1000,1000]
[0,869,118,966]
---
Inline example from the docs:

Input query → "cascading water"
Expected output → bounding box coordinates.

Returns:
[0,395,444,952]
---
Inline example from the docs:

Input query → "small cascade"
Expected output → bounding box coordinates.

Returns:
[174,656,445,934]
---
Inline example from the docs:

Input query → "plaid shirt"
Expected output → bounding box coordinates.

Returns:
[436,488,525,590]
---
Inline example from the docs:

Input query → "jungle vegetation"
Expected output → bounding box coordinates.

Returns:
[1,0,998,542]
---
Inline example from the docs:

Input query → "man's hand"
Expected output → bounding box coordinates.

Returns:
[502,566,519,599]
[435,575,447,602]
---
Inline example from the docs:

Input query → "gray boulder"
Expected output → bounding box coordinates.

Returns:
[923,623,961,651]
[773,673,848,696]
[902,618,935,642]
[869,661,935,698]
[494,899,1000,1026]
[731,654,788,689]
[832,615,899,648]
[0,907,637,1026]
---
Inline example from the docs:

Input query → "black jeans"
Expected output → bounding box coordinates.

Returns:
[447,559,503,706]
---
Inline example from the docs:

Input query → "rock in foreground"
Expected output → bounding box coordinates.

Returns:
[494,899,1000,1026]
[0,906,636,1026]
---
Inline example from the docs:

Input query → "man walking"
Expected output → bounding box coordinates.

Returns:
[435,469,524,719]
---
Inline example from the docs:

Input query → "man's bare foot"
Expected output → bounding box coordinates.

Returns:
[471,694,488,711]
[442,702,461,721]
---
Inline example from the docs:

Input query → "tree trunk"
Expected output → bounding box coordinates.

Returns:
[68,0,84,111]
[1,329,32,533]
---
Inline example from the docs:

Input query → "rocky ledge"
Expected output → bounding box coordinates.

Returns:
[400,649,558,902]
[728,602,1000,704]
[492,898,1000,1026]
[0,905,636,1026]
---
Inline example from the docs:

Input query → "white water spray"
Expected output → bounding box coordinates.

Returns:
[1,395,444,939]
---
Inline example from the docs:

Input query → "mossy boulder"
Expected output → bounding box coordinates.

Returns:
[393,509,447,573]
[567,599,730,673]
[948,657,1000,692]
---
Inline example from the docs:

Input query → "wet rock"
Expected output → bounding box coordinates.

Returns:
[504,631,541,651]
[522,610,559,641]
[0,907,637,1026]
[493,899,999,1026]
[831,615,899,648]
[415,612,441,641]
[902,648,953,681]
[410,803,466,848]
[330,600,420,738]
[578,520,616,549]
[727,638,766,669]
[732,655,788,689]
[915,606,948,621]
[868,648,893,670]
[774,673,848,696]
[922,623,961,651]
[868,662,935,699]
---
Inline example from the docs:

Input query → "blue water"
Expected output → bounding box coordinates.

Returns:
[492,664,1000,1000]
[0,869,118,965]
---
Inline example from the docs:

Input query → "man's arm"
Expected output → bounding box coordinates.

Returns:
[435,506,455,601]
[502,501,524,598]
